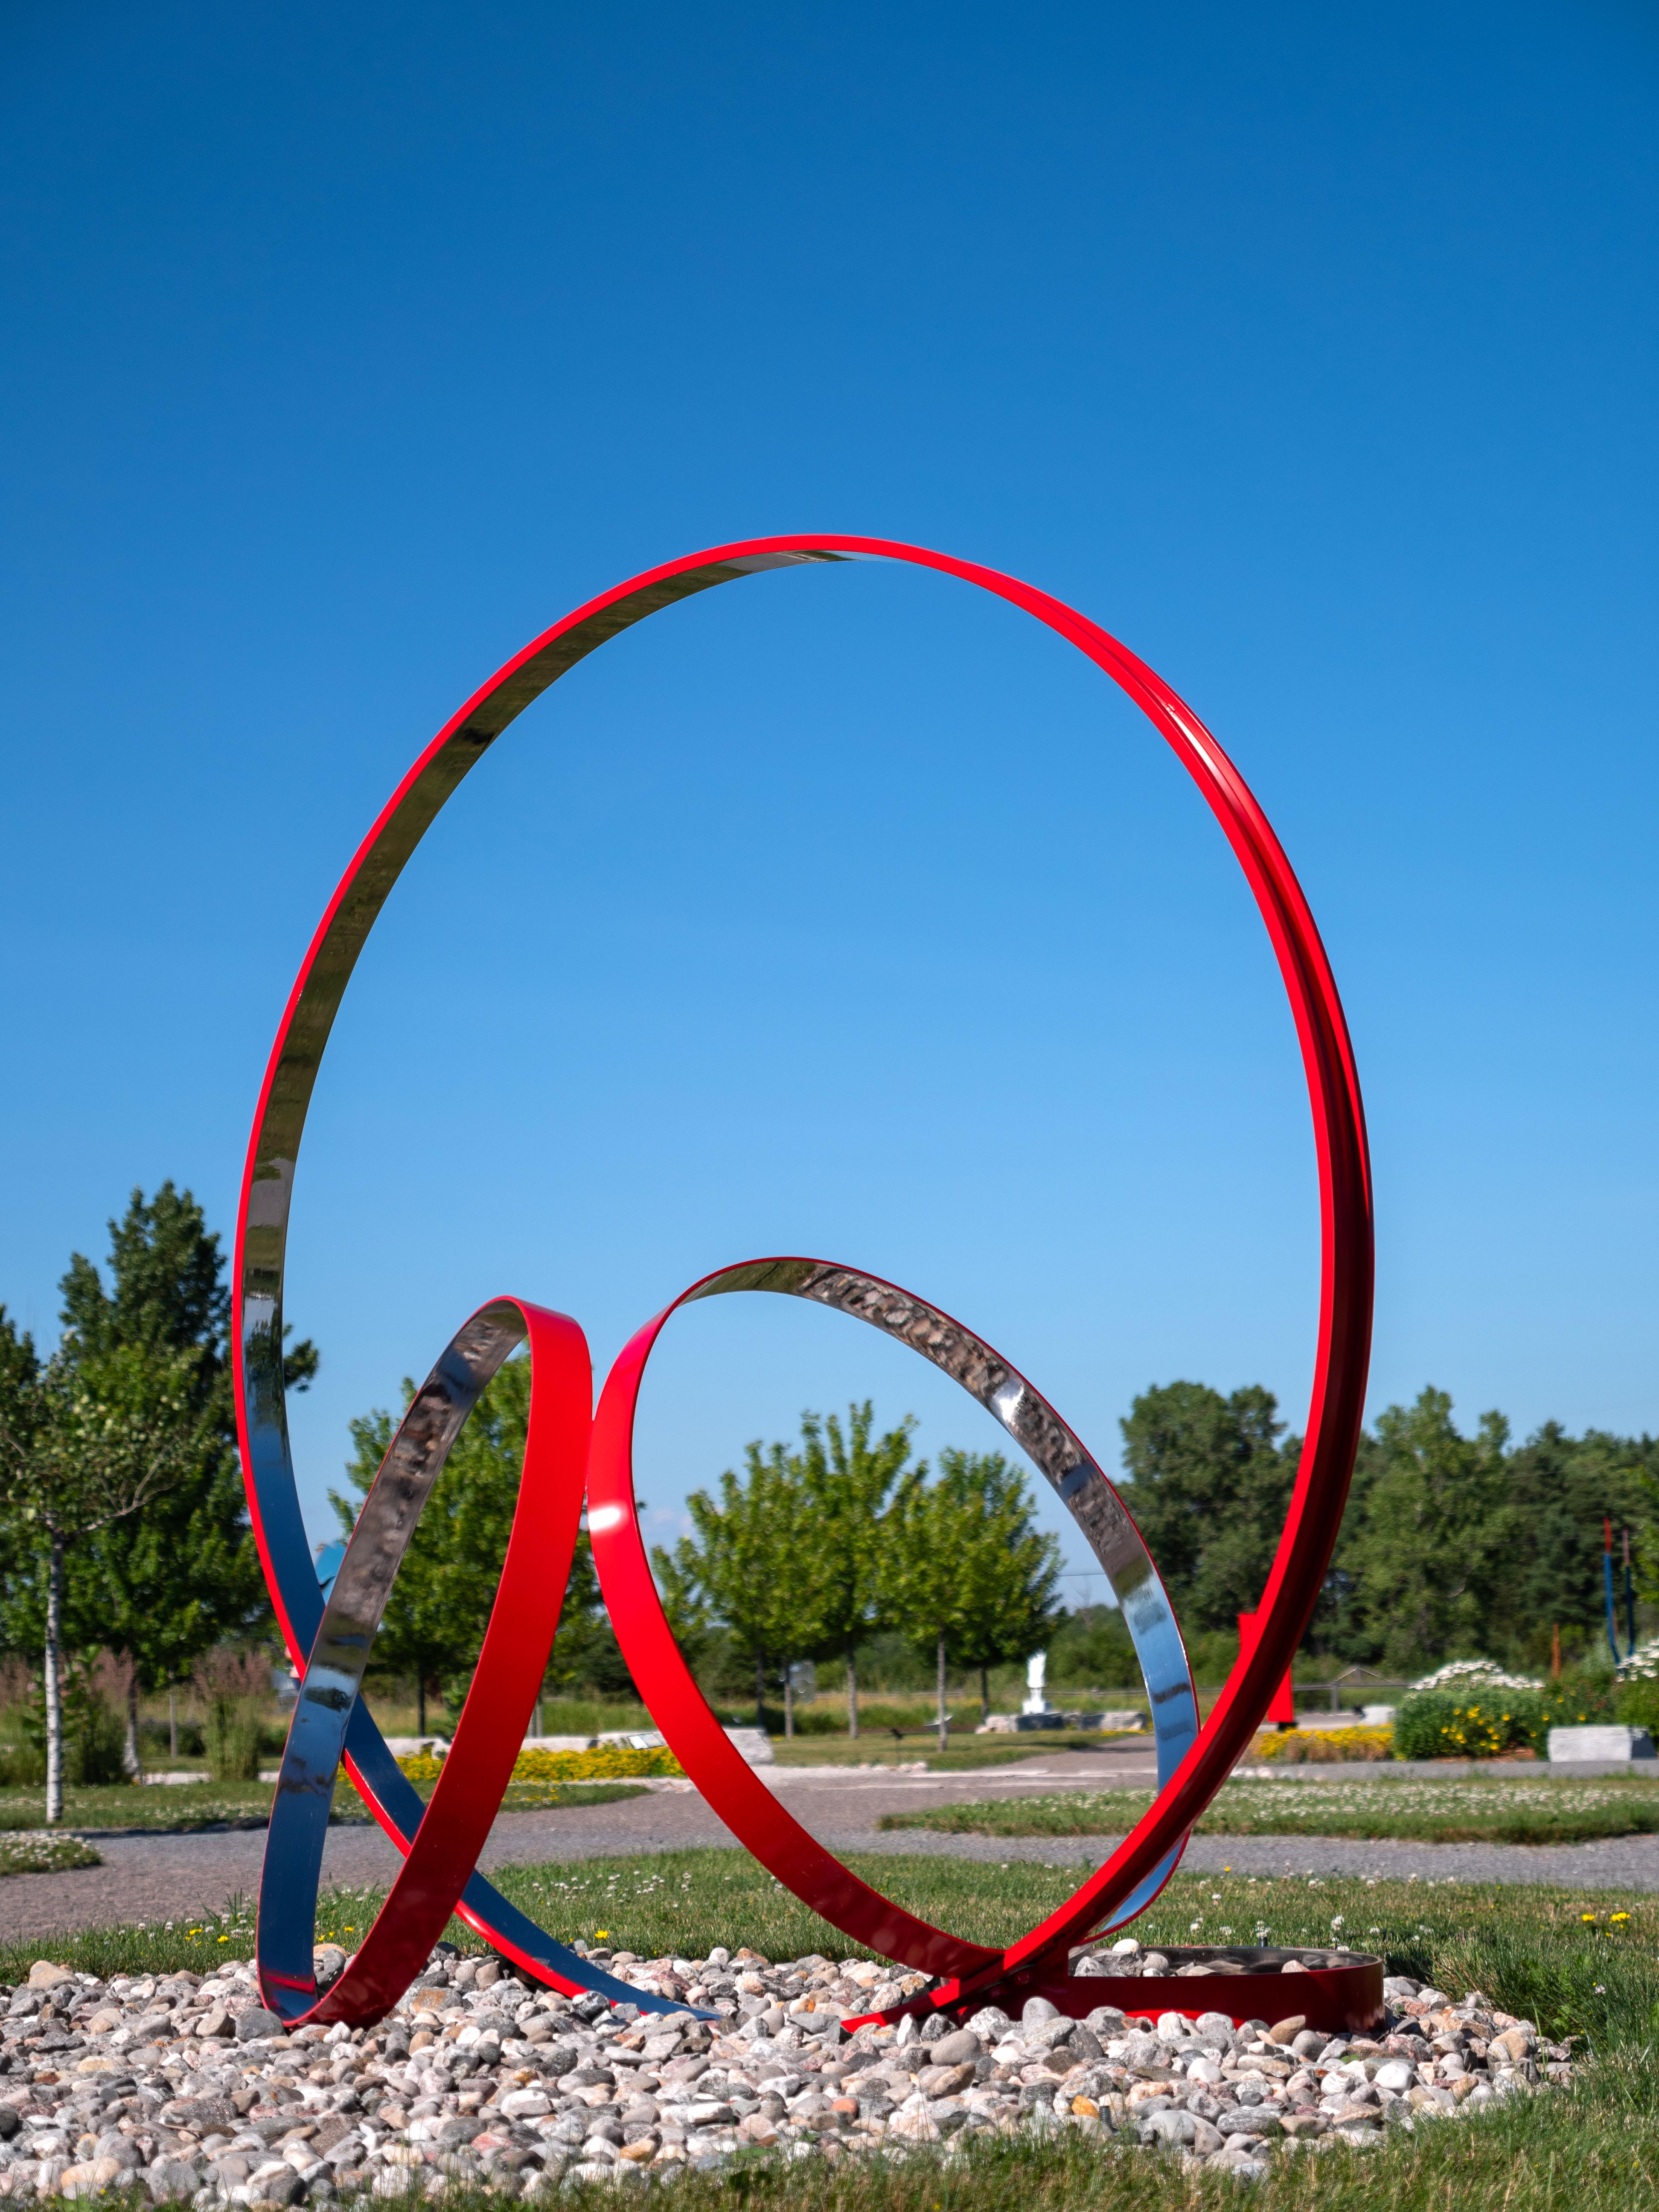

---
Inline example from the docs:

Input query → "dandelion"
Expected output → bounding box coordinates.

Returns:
[1611,1912,1630,1924]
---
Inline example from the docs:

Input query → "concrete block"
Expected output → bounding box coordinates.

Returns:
[1547,1724,1656,1762]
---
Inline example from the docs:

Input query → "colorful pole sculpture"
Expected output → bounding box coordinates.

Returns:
[1626,1527,1638,1659]
[1606,1517,1621,1665]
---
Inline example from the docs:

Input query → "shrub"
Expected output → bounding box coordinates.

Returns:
[785,1706,845,1735]
[140,1717,205,1758]
[204,1701,262,1781]
[1615,1676,1659,1738]
[1541,1667,1617,1729]
[0,1679,127,1787]
[1394,1686,1543,1758]
[70,1695,129,1786]
[195,1650,273,1783]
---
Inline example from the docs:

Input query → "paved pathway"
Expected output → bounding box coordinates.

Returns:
[5,1745,1658,1945]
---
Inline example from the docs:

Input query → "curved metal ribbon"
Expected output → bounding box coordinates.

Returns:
[235,535,1372,2020]
[255,1297,650,2023]
[588,1257,1198,1980]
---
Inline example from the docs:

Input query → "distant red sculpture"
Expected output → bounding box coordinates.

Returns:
[234,538,1376,2032]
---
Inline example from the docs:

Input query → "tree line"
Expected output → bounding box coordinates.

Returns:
[343,1387,1064,1749]
[8,1183,1658,1821]
[1121,1377,1659,1678]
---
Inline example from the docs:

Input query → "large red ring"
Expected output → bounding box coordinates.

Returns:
[236,537,1374,2027]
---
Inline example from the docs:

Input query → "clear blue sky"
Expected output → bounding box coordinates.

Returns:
[3,2,1656,1603]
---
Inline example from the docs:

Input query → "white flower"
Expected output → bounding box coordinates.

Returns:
[1616,1636,1659,1682]
[1406,1658,1542,1695]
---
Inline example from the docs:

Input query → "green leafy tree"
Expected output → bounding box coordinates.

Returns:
[1508,1425,1653,1663]
[54,1185,305,1767]
[0,1310,37,1651]
[335,1354,606,1732]
[1336,1388,1513,1673]
[657,1440,827,1729]
[0,1345,198,1820]
[1118,1381,1298,1637]
[879,1447,1062,1742]
[797,1404,917,1738]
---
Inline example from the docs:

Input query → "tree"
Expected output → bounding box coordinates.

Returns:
[0,1345,197,1820]
[1334,1389,1514,1672]
[56,1185,311,1767]
[1118,1382,1298,1636]
[335,1353,606,1731]
[1048,1603,1138,1691]
[879,1447,1062,1742]
[657,1440,826,1730]
[0,1309,39,1665]
[1502,1424,1652,1665]
[796,1404,916,1739]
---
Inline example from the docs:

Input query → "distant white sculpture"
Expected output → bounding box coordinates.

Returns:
[1023,1650,1053,1715]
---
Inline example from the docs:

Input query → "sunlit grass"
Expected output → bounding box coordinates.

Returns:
[5,1859,1659,2210]
[880,1776,1659,1845]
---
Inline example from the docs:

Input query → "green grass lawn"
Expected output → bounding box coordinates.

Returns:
[0,1831,101,1876]
[876,1775,1659,1845]
[0,1782,283,1833]
[0,1776,648,1837]
[769,1729,1140,1770]
[6,1857,1659,2212]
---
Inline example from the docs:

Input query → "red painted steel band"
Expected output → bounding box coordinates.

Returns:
[588,1288,1001,1980]
[234,534,1371,2016]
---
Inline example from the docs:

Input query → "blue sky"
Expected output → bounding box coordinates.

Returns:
[2,2,1656,1602]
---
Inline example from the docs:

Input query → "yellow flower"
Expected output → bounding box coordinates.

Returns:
[1611,1912,1630,1923]
[595,1930,611,1940]
[1582,1912,1597,1922]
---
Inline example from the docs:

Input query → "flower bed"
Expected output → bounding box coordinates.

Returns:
[396,1743,684,1784]
[1253,1726,1394,1763]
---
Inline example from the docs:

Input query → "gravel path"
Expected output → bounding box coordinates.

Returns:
[6,1747,1659,1944]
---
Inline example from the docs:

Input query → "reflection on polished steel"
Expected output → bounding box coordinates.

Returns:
[693,1261,1198,1788]
[255,1295,667,2025]
[236,535,1373,2028]
[588,1259,1195,1965]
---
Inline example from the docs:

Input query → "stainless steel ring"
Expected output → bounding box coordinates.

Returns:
[682,1259,1199,1927]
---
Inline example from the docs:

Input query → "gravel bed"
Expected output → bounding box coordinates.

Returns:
[0,1936,1573,2200]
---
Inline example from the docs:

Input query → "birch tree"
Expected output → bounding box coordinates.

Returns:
[0,1345,196,1820]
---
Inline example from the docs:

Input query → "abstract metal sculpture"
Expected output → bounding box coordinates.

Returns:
[235,536,1375,2031]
